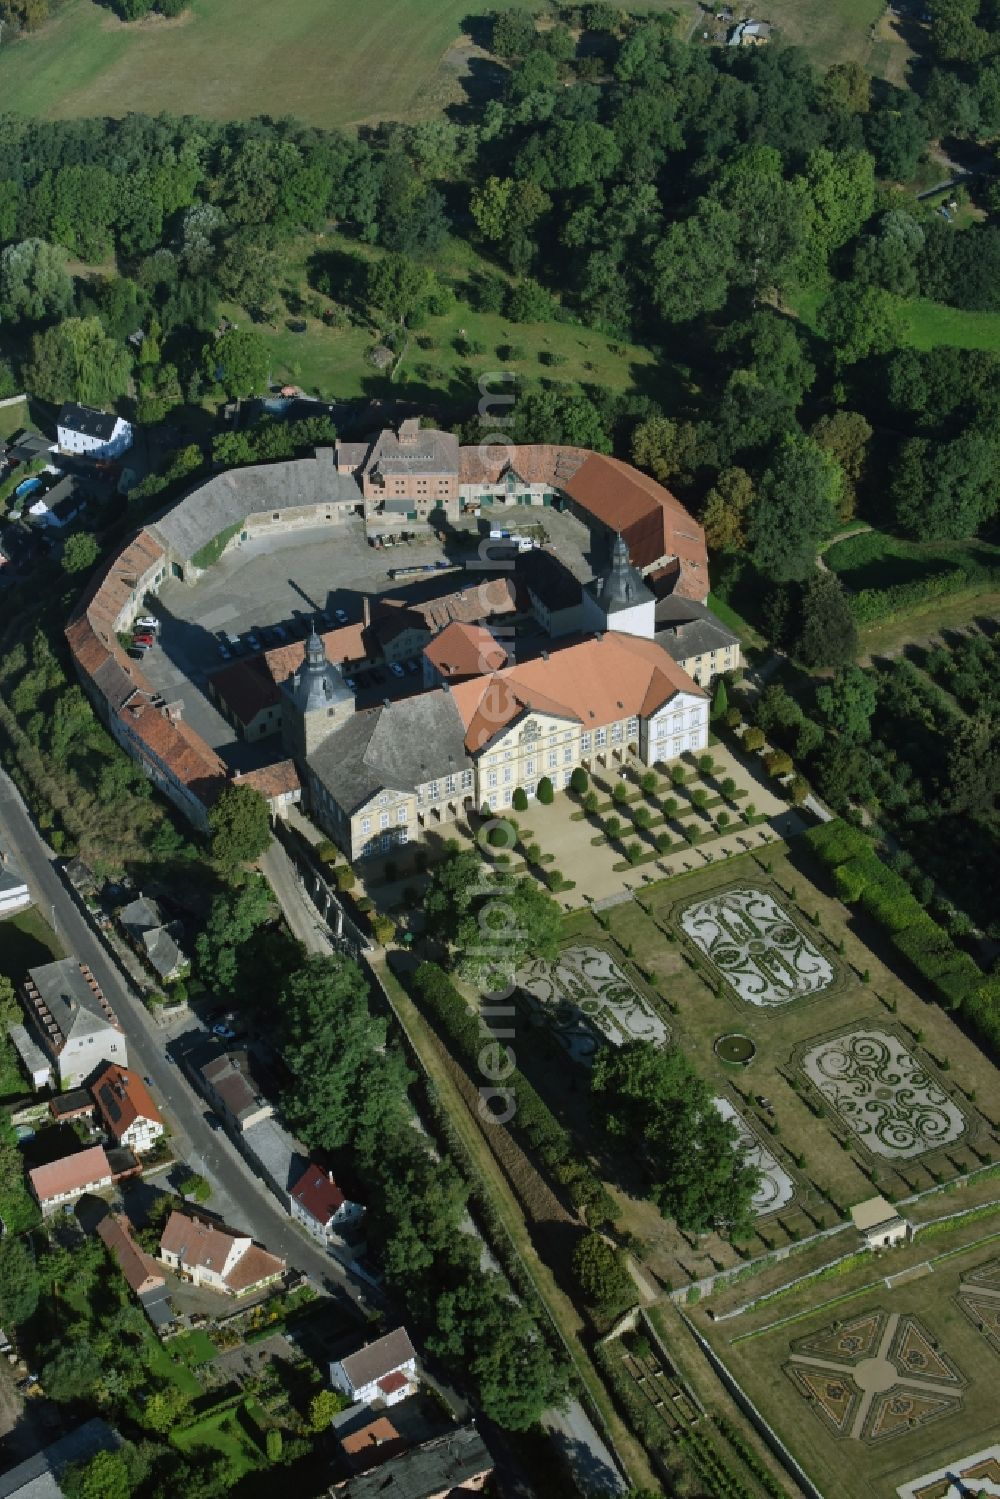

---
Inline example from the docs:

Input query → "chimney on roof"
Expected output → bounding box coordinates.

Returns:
[541,650,549,661]
[595,632,604,642]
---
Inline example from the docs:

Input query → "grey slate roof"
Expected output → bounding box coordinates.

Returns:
[364,423,458,478]
[332,1424,491,1498]
[589,532,654,614]
[0,1418,119,1499]
[118,894,164,939]
[309,691,472,816]
[25,959,121,1049]
[654,597,739,663]
[58,403,119,441]
[338,1326,416,1390]
[151,457,363,561]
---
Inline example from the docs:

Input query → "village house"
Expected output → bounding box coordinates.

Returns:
[20,957,126,1088]
[56,403,133,460]
[159,1209,286,1295]
[29,1145,114,1214]
[97,1213,166,1298]
[198,1048,274,1133]
[91,1063,164,1153]
[289,1163,365,1246]
[330,1327,418,1408]
[117,894,189,984]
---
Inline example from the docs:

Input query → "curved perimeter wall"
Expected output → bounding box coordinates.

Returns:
[66,442,707,831]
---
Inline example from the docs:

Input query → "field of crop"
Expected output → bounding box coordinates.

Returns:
[0,0,534,130]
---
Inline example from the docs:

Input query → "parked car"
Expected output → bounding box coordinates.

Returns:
[272,625,288,642]
[344,676,357,690]
[405,658,420,674]
[216,644,231,660]
[334,607,349,624]
[389,661,405,678]
[317,610,333,627]
[126,647,146,660]
[243,632,261,651]
[133,633,154,646]
[134,616,159,632]
[212,1023,237,1040]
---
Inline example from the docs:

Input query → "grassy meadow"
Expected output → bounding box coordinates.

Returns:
[0,0,905,133]
[0,0,535,130]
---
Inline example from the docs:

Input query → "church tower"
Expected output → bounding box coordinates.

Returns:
[582,532,656,640]
[281,625,354,761]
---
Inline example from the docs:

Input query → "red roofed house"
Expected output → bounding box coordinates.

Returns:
[290,1163,365,1245]
[159,1209,285,1296]
[98,1213,166,1296]
[330,1327,418,1408]
[92,1062,164,1153]
[422,621,507,687]
[29,1145,113,1214]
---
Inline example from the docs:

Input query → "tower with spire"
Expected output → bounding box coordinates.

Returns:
[280,624,355,760]
[582,532,656,640]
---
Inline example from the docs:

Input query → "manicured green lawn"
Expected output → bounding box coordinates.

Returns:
[0,908,65,986]
[145,1336,204,1398]
[168,1329,218,1368]
[0,401,32,441]
[171,1404,263,1476]
[755,0,885,67]
[0,0,535,130]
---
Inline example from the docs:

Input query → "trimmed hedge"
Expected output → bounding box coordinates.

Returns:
[804,820,996,1051]
[849,561,1000,625]
[409,962,614,1220]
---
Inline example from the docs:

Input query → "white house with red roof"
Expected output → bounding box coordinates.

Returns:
[330,1327,417,1409]
[290,1163,365,1245]
[91,1062,164,1153]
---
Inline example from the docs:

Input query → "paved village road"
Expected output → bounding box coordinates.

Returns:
[0,770,371,1320]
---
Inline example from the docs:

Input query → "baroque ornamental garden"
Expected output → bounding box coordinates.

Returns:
[680,887,835,1007]
[713,1096,794,1216]
[785,1310,966,1445]
[517,944,670,1063]
[800,1029,967,1161]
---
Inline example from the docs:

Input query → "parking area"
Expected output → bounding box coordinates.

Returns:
[132,506,599,769]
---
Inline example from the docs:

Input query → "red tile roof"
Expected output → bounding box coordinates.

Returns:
[340,1417,409,1473]
[208,658,279,726]
[457,444,708,599]
[159,1209,285,1292]
[92,1063,161,1143]
[450,633,705,753]
[291,1163,346,1225]
[97,1213,165,1294]
[238,760,301,800]
[29,1145,112,1203]
[423,621,507,681]
[66,528,230,817]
